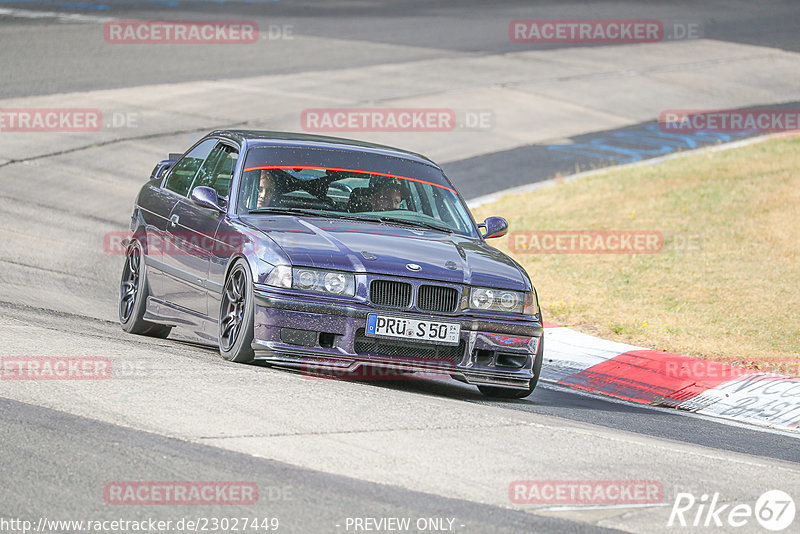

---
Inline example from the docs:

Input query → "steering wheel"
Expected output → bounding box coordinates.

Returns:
[328,182,353,194]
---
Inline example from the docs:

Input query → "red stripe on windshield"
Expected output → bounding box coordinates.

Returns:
[241,165,456,193]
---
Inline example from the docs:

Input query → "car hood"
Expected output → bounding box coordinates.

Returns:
[242,216,529,290]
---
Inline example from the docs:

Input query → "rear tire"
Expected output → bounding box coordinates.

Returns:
[478,336,543,399]
[218,260,255,363]
[119,239,172,338]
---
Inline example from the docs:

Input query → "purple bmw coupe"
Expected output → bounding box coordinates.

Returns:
[119,131,543,398]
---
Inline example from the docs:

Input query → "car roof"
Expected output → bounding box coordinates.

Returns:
[209,130,439,168]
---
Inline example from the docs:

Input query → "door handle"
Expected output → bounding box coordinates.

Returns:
[169,214,179,228]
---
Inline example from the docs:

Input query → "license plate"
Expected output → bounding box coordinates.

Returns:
[366,314,460,345]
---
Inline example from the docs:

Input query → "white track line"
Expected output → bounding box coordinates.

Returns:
[0,7,114,24]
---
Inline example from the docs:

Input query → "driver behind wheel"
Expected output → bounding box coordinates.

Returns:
[369,183,403,211]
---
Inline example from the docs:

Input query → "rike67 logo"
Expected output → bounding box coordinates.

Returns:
[668,490,795,531]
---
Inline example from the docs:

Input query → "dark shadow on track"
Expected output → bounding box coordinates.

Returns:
[0,396,614,534]
[319,372,800,464]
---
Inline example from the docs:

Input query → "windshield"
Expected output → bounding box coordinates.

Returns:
[237,165,477,236]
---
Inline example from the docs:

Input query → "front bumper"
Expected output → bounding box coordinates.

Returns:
[252,287,542,390]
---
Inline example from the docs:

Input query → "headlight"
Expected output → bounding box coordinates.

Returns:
[292,267,355,296]
[469,287,537,315]
[296,269,316,290]
[323,272,348,294]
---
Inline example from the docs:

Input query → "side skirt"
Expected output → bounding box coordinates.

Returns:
[144,297,218,344]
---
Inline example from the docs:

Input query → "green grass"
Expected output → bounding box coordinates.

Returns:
[471,135,800,375]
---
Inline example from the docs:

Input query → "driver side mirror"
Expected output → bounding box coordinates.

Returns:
[190,186,225,213]
[479,216,508,239]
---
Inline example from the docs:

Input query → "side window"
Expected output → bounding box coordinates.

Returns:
[191,143,239,198]
[163,139,216,197]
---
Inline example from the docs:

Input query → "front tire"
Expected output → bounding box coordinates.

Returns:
[478,336,543,399]
[218,260,255,363]
[119,239,171,338]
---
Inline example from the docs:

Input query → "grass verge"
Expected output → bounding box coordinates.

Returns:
[471,135,800,375]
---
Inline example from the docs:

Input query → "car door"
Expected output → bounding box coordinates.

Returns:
[158,138,217,312]
[163,141,239,318]
[135,178,177,299]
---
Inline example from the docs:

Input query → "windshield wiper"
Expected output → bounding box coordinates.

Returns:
[377,216,453,234]
[323,213,383,223]
[249,207,382,223]
[248,207,333,218]
[248,208,452,233]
